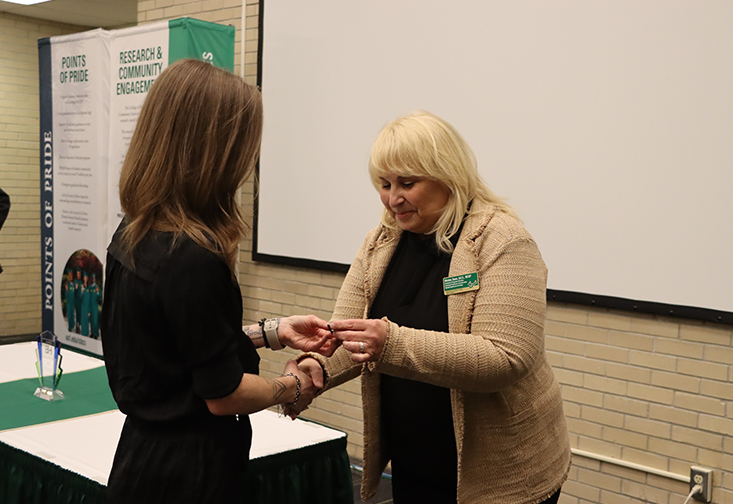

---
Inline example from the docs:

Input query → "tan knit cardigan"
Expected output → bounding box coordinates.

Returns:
[309,200,571,503]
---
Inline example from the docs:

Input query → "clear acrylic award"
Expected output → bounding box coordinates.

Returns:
[34,330,65,401]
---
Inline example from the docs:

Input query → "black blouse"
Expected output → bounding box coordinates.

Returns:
[101,221,259,424]
[369,231,458,500]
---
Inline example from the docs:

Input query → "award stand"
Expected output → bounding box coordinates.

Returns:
[34,331,65,401]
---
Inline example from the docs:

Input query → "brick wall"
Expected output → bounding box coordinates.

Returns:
[547,304,732,503]
[0,12,88,337]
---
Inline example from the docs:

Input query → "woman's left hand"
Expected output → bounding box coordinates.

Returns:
[329,318,388,363]
[279,315,341,356]
[281,357,324,419]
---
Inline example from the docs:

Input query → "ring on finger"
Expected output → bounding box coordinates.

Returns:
[359,341,365,353]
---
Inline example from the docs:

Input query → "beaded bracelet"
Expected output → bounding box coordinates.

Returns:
[282,372,301,406]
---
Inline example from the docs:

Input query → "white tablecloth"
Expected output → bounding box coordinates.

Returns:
[0,342,345,485]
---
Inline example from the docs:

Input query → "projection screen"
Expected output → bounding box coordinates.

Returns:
[255,0,733,323]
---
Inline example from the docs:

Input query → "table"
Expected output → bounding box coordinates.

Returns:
[0,342,353,504]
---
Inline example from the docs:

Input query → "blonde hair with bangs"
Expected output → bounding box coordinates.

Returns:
[368,110,518,253]
[119,59,263,272]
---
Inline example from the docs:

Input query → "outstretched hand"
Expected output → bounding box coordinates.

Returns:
[279,315,341,356]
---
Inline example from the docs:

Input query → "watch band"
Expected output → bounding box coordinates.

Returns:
[263,318,283,350]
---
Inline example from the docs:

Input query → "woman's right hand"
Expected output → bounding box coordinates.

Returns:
[278,315,341,356]
[330,318,388,363]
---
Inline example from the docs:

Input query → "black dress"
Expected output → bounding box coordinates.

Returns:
[370,231,458,503]
[101,221,259,503]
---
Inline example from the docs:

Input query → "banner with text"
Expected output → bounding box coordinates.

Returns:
[39,18,235,356]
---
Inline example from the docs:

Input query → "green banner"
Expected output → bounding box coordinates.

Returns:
[168,17,235,71]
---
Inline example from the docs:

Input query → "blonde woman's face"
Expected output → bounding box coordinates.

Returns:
[378,172,450,234]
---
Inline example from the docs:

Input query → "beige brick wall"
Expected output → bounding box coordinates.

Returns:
[3,2,731,502]
[549,304,733,504]
[0,12,89,337]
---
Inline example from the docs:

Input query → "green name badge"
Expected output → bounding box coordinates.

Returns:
[443,272,479,295]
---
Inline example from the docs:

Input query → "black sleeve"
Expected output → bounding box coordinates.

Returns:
[0,188,10,230]
[159,244,245,400]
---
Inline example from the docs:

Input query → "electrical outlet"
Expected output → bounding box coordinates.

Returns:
[690,466,713,503]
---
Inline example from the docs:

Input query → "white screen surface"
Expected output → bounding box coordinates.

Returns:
[257,1,733,314]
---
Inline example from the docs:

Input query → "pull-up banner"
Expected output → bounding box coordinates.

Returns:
[39,18,235,356]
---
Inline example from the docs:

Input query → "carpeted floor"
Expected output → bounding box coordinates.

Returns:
[350,462,393,504]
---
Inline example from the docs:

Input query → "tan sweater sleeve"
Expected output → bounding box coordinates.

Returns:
[373,230,548,394]
[302,228,382,390]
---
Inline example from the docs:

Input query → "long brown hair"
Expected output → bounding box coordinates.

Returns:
[118,59,263,271]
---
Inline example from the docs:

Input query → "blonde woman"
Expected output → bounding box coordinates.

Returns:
[293,111,571,503]
[101,59,335,503]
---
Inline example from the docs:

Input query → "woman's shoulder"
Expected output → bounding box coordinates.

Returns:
[464,200,536,246]
[162,235,229,277]
[359,224,399,249]
[109,220,227,281]
[346,225,401,272]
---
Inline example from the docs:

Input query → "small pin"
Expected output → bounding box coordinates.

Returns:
[327,324,334,335]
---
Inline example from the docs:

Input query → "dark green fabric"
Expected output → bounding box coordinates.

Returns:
[245,436,353,504]
[0,367,117,431]
[0,436,353,504]
[0,441,106,504]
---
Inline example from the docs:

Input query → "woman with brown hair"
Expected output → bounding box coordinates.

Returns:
[101,59,335,503]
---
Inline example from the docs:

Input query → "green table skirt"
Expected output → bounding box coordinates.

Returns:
[0,369,353,504]
[0,435,353,504]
